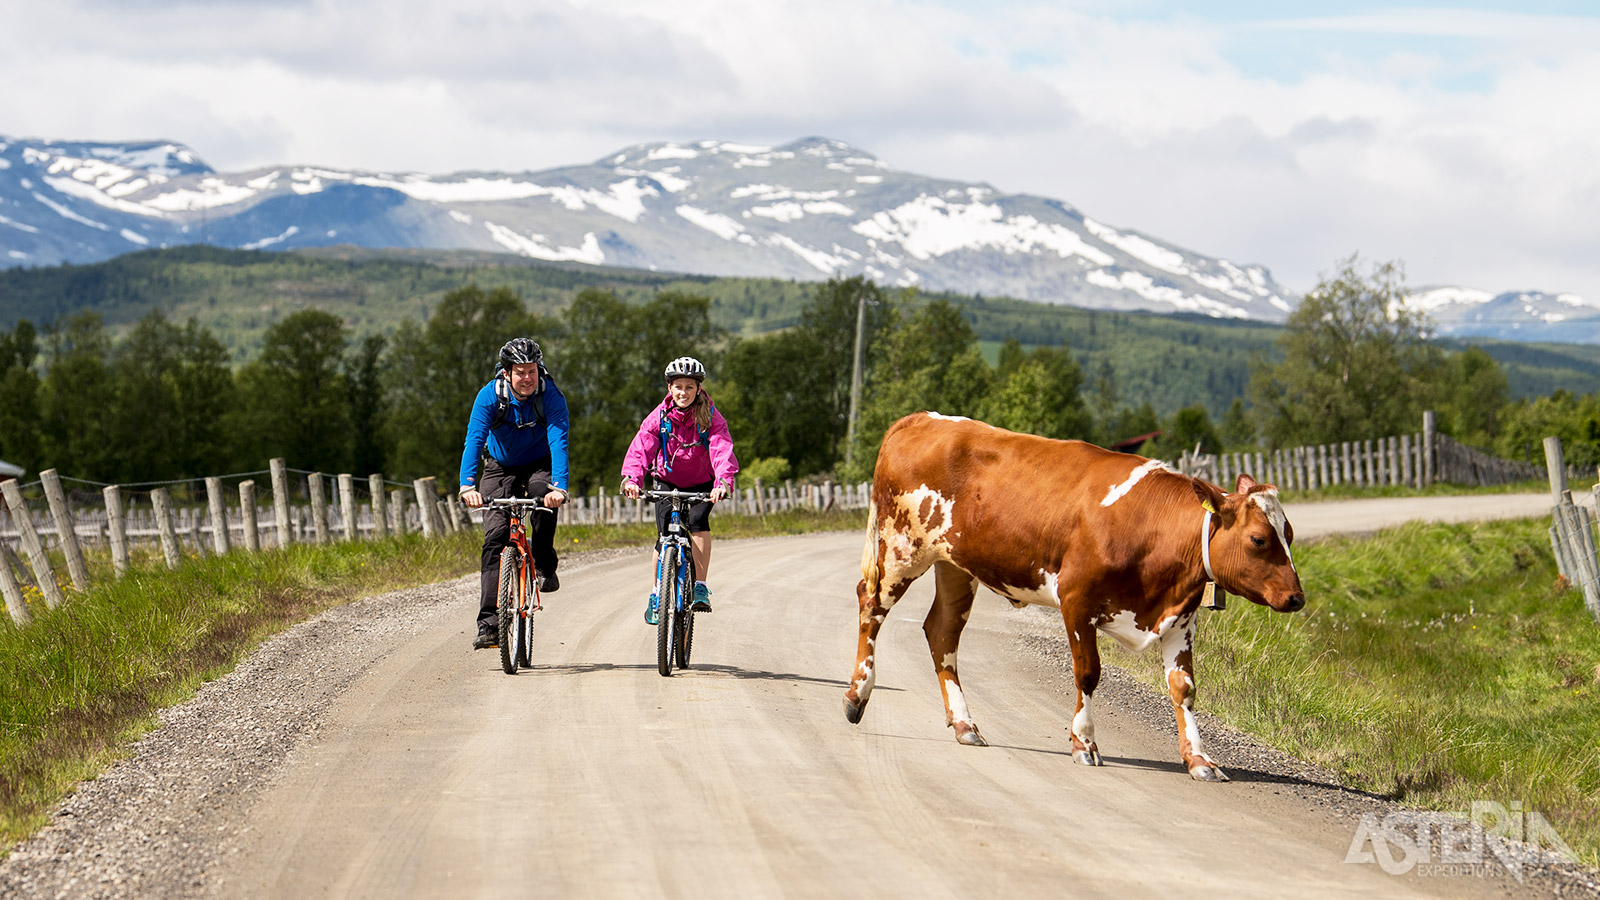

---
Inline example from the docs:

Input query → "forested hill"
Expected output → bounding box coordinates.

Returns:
[3,245,1598,416]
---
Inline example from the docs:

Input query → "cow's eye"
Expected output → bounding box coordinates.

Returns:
[1250,535,1267,548]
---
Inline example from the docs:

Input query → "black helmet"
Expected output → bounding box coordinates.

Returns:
[664,356,706,383]
[499,338,541,371]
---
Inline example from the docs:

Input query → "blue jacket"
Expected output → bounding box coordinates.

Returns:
[459,376,570,492]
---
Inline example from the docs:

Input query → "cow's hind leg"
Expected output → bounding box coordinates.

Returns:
[1161,612,1228,782]
[1065,618,1103,766]
[923,561,985,746]
[843,502,927,724]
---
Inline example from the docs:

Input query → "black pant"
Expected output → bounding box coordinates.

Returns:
[478,457,558,631]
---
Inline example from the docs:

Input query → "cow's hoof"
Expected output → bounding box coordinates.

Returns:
[843,696,866,725]
[1073,748,1102,767]
[954,724,987,746]
[1190,765,1229,783]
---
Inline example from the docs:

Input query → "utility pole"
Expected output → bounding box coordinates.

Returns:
[845,290,868,466]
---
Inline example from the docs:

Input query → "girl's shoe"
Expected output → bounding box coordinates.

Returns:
[690,583,712,612]
[644,593,660,625]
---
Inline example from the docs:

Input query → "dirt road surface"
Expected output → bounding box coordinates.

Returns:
[204,492,1589,899]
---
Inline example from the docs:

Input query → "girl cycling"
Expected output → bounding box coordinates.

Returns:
[621,356,739,623]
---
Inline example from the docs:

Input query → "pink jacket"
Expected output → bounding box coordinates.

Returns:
[621,396,740,489]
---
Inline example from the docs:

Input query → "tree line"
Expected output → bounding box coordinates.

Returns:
[2,261,1597,492]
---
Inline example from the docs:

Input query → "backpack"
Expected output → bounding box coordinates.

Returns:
[488,364,554,432]
[657,402,711,477]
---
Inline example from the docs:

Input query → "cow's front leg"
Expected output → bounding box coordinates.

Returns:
[923,561,985,746]
[1064,620,1103,766]
[1160,612,1228,782]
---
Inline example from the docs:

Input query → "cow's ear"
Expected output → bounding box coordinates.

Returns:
[1192,479,1233,525]
[1235,473,1258,494]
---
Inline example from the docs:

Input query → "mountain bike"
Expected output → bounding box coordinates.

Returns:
[486,496,553,675]
[641,489,712,677]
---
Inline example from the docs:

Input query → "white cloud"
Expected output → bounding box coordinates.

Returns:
[2,1,1598,300]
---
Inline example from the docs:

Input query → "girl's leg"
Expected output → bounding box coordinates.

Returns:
[690,531,712,580]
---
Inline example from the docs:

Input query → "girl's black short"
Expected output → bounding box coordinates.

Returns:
[653,479,714,535]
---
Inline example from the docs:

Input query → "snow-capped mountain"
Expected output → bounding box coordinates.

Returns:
[1402,287,1600,344]
[1,134,1293,320]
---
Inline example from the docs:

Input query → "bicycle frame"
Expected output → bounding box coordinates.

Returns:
[485,496,553,675]
[643,489,710,614]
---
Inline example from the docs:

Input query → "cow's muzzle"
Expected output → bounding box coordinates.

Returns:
[1273,592,1305,613]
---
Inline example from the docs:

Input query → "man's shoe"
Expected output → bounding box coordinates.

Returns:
[539,571,560,593]
[644,593,659,625]
[472,627,497,650]
[690,583,712,613]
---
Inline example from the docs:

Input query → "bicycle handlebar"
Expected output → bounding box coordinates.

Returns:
[640,489,714,502]
[485,497,556,514]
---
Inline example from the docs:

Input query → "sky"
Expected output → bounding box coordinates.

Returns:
[3,0,1597,300]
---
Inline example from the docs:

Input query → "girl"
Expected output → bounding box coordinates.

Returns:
[620,356,739,622]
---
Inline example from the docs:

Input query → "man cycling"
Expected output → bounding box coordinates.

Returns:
[459,338,570,650]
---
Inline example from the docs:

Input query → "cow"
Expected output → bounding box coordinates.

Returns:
[843,412,1306,782]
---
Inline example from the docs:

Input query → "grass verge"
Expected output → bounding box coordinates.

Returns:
[1104,516,1600,865]
[0,505,866,851]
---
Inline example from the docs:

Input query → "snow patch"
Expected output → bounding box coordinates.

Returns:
[241,225,298,250]
[677,205,744,240]
[766,234,847,274]
[484,222,605,264]
[852,195,1115,265]
[32,191,110,230]
[120,228,148,245]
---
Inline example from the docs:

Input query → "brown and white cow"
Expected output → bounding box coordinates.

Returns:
[843,412,1305,782]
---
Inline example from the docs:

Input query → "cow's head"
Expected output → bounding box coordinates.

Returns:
[1192,474,1305,613]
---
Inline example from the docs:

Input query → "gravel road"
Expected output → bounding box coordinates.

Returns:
[2,495,1597,899]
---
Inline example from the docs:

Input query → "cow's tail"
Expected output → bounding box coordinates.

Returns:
[860,495,882,601]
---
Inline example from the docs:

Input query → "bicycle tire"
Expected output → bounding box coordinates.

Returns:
[517,591,534,669]
[657,545,676,677]
[676,554,696,669]
[498,547,520,675]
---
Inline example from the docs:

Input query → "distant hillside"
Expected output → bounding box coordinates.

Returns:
[2,246,1596,415]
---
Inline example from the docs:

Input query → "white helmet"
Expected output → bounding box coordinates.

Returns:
[664,356,706,383]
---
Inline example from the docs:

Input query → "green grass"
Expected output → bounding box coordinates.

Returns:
[0,505,866,851]
[1105,516,1600,864]
[1276,478,1555,503]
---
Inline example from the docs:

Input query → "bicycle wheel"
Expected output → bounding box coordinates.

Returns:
[674,558,694,669]
[657,545,676,677]
[498,547,520,675]
[517,573,536,669]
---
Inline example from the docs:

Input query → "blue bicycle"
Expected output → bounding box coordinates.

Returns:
[642,488,712,677]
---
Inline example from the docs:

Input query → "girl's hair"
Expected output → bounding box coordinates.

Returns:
[685,389,713,431]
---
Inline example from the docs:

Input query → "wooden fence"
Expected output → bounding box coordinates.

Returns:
[1176,411,1574,490]
[0,460,871,626]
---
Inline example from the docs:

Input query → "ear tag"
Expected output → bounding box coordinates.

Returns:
[1201,498,1217,515]
[1202,581,1227,610]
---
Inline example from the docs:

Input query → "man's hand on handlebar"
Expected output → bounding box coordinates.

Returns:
[461,488,484,509]
[544,489,567,509]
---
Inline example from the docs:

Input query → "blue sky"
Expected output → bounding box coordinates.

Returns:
[3,0,1597,302]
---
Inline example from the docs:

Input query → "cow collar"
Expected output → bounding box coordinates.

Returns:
[1201,507,1218,582]
[1200,501,1227,610]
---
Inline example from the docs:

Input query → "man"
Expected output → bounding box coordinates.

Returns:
[459,338,570,650]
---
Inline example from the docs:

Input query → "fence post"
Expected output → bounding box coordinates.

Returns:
[369,475,388,539]
[1,480,65,609]
[0,542,29,625]
[1422,411,1436,487]
[40,469,89,591]
[239,480,260,552]
[1544,437,1568,504]
[413,477,438,538]
[1400,434,1414,489]
[205,476,231,554]
[103,485,130,575]
[390,488,409,535]
[271,458,292,548]
[150,487,181,570]
[444,493,465,533]
[338,474,357,542]
[308,473,329,545]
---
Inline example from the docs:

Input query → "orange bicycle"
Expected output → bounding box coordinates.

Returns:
[486,496,552,675]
